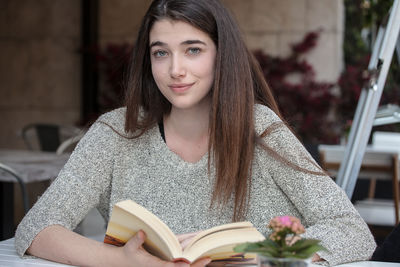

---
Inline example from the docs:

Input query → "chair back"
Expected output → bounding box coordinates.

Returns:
[318,144,395,180]
[56,132,85,155]
[21,123,81,152]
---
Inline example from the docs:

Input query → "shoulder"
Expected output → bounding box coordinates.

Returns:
[97,107,126,124]
[254,104,283,135]
[94,107,127,135]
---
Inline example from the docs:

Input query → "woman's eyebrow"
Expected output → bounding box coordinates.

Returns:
[181,39,206,45]
[150,41,166,48]
[149,39,206,48]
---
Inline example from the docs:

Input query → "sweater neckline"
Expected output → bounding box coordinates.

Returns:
[150,124,209,168]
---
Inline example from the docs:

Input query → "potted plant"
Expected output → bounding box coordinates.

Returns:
[234,216,326,267]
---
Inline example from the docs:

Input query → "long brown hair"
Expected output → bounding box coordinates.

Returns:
[124,0,289,221]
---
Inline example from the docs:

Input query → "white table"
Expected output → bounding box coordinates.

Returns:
[0,149,70,183]
[0,149,70,240]
[1,238,399,267]
[0,238,72,266]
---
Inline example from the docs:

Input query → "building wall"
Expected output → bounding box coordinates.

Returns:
[99,0,153,45]
[0,0,343,149]
[0,0,81,149]
[222,0,344,82]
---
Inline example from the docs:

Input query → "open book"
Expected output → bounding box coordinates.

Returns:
[104,200,265,264]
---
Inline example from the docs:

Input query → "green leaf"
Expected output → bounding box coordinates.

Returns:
[286,239,321,252]
[260,239,279,248]
[281,251,297,258]
[233,243,250,253]
[292,244,327,259]
[234,237,326,260]
[234,241,282,258]
[234,239,279,252]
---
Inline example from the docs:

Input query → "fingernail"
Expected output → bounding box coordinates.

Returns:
[138,230,146,240]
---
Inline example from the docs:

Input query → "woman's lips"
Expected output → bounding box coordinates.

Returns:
[168,83,194,93]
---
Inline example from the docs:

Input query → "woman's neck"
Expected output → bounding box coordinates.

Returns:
[163,102,210,163]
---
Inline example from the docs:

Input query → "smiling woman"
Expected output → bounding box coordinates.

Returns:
[148,19,218,163]
[14,0,376,266]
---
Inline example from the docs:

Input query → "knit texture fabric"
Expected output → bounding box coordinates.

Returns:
[15,104,376,266]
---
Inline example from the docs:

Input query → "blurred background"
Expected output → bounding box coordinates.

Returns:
[0,0,347,149]
[0,0,399,245]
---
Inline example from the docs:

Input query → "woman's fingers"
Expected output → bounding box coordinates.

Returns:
[123,231,191,267]
[125,230,146,250]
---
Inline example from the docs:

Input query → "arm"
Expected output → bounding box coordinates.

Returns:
[27,225,119,266]
[27,225,195,267]
[15,120,116,257]
[256,107,376,265]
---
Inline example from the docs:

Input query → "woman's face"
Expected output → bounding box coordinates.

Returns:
[149,19,217,111]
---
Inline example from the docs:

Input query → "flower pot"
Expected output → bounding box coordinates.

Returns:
[257,255,311,267]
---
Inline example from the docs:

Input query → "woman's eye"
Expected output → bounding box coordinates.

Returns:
[187,47,201,55]
[153,50,168,57]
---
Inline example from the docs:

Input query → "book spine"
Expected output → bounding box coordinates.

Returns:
[104,234,126,247]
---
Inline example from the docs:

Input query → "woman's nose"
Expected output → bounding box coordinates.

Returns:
[170,55,186,78]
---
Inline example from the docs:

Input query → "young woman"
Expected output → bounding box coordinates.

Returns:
[15,0,376,266]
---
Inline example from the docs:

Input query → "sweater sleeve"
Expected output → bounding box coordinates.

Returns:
[255,106,376,266]
[14,119,119,257]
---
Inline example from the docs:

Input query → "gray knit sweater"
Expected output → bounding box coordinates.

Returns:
[15,104,376,266]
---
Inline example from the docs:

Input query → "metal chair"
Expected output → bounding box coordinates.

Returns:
[56,132,85,155]
[21,123,81,152]
[0,163,29,214]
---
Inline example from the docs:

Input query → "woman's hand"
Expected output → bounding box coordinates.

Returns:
[122,230,211,267]
[119,230,189,267]
[312,253,323,262]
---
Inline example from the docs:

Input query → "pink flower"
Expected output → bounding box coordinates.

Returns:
[278,216,291,226]
[234,215,325,259]
[268,216,305,242]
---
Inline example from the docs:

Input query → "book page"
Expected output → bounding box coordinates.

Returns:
[184,221,254,251]
[183,227,264,262]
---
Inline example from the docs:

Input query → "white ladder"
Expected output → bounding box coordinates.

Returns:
[336,0,400,198]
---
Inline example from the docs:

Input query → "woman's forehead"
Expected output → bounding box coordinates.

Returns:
[149,19,212,45]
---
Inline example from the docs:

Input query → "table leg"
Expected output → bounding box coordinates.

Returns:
[0,182,14,240]
[392,155,400,225]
